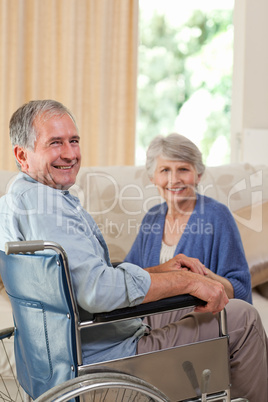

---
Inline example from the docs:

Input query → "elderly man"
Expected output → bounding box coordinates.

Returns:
[0,100,267,401]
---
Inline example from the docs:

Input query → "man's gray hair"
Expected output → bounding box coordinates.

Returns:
[146,133,205,179]
[9,99,78,169]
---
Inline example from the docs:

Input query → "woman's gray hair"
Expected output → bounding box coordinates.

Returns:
[9,99,77,168]
[146,133,205,178]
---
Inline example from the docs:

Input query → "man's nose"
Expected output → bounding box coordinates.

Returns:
[61,142,76,160]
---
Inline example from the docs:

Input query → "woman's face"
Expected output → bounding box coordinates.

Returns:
[151,156,201,209]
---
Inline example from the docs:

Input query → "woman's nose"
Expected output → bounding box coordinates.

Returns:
[169,171,180,184]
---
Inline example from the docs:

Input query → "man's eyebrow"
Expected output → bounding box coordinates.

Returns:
[46,135,81,143]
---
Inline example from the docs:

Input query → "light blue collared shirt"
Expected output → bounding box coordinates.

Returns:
[0,172,151,364]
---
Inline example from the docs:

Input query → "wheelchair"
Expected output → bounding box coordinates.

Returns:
[0,240,249,402]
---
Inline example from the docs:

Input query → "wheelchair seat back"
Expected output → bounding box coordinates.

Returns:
[0,250,77,400]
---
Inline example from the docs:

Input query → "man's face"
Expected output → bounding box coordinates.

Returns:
[15,114,81,190]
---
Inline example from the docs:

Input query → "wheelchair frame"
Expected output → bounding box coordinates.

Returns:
[0,240,249,402]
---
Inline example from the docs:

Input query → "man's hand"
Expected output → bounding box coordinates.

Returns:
[143,269,229,314]
[188,272,229,314]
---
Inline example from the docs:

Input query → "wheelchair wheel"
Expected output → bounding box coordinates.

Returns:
[0,328,23,402]
[35,371,169,402]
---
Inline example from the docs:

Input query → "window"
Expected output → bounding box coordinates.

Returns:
[136,0,234,166]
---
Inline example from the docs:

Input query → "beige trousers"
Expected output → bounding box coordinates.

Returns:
[137,299,268,402]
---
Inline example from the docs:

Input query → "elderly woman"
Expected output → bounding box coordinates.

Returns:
[125,133,252,303]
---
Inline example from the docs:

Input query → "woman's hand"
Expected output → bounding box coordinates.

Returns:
[174,254,207,275]
[202,267,234,299]
[145,253,207,275]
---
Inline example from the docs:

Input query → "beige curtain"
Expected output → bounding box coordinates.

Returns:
[0,0,139,171]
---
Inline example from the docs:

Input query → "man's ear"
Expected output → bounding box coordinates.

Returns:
[14,146,28,171]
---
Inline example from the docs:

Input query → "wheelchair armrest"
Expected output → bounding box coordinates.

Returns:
[92,294,206,323]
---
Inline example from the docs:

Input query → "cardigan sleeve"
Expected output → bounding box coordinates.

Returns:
[124,220,146,267]
[208,202,252,303]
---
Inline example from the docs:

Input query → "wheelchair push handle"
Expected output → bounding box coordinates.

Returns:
[0,326,14,340]
[5,240,46,255]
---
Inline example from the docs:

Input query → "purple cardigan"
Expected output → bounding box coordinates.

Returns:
[125,195,252,303]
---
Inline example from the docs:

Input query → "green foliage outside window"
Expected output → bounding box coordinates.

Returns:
[137,5,233,166]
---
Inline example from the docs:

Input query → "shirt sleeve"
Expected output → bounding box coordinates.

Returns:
[8,188,151,313]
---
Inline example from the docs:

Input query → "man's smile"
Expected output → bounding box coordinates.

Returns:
[54,165,75,170]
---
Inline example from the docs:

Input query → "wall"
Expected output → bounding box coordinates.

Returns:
[231,0,268,163]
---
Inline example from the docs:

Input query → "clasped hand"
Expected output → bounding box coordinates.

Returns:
[145,254,229,314]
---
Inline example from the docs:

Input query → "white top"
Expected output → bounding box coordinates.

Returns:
[160,241,177,264]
